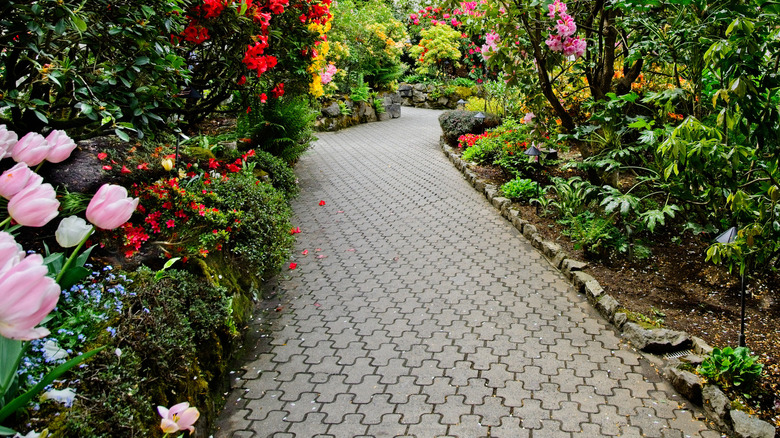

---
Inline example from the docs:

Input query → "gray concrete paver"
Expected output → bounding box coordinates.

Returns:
[214,108,721,437]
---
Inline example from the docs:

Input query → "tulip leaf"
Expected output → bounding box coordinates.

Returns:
[75,244,97,268]
[58,266,91,290]
[0,346,104,423]
[42,252,65,277]
[0,425,17,435]
[0,337,23,398]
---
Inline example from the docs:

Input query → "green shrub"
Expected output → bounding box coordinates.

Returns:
[246,150,299,199]
[239,95,317,165]
[438,110,499,145]
[698,347,764,388]
[461,134,503,164]
[560,211,625,258]
[209,171,294,278]
[39,267,233,437]
[500,178,539,201]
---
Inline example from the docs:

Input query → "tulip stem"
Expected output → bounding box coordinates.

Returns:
[54,226,94,284]
[0,217,9,229]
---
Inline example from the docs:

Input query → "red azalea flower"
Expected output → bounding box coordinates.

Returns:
[121,166,131,174]
[102,165,112,171]
[237,75,247,85]
[271,83,284,98]
[260,93,267,103]
[97,152,108,160]
[137,163,149,170]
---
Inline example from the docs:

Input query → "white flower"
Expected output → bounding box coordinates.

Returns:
[55,215,93,248]
[13,430,41,438]
[42,339,68,361]
[115,348,122,357]
[42,387,77,407]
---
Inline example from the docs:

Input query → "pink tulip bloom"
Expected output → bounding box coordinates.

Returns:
[0,163,43,200]
[7,182,60,227]
[45,130,78,163]
[0,235,60,340]
[0,125,18,159]
[86,184,139,230]
[12,132,50,166]
[158,402,200,434]
[0,231,25,274]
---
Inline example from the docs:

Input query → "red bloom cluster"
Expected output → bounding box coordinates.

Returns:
[183,23,210,44]
[297,0,332,25]
[203,0,227,18]
[243,37,278,76]
[271,83,285,98]
[457,132,496,148]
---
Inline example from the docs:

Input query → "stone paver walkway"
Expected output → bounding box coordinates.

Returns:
[214,107,720,437]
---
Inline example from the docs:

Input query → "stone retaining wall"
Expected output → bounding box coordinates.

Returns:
[398,82,473,110]
[315,91,401,132]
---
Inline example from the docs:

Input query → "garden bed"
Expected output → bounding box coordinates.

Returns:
[450,142,780,430]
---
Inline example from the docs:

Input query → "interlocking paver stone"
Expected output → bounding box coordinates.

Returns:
[213,107,721,437]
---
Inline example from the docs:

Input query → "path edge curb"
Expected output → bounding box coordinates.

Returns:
[440,138,777,438]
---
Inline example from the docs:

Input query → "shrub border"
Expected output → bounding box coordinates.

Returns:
[440,138,777,438]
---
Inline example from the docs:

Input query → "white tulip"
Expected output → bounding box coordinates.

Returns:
[55,215,93,248]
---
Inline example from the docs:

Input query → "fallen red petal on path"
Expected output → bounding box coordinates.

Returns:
[319,200,326,206]
[289,262,297,269]
[302,250,309,255]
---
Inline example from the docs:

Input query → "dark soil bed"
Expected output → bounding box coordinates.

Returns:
[458,147,780,429]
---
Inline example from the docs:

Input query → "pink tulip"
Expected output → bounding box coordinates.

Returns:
[12,132,50,166]
[86,184,139,230]
[7,182,60,227]
[0,125,18,159]
[0,231,25,274]
[0,163,43,200]
[0,233,60,340]
[158,402,200,434]
[45,130,78,163]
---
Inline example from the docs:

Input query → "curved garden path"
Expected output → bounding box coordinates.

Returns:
[214,107,721,437]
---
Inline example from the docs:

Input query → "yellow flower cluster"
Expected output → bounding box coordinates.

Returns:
[308,19,333,98]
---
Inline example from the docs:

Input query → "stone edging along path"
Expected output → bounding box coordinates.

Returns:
[440,139,777,438]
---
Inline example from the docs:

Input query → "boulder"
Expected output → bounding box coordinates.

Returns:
[622,323,692,354]
[541,241,561,259]
[398,84,413,97]
[322,101,341,117]
[702,385,732,432]
[595,294,620,319]
[665,367,703,405]
[730,409,776,438]
[387,104,402,118]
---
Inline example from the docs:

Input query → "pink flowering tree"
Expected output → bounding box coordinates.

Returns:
[458,0,644,132]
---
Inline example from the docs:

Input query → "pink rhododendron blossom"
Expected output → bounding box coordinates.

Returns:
[556,14,577,38]
[548,0,567,18]
[320,64,337,85]
[545,34,563,51]
[563,36,587,58]
[523,112,536,124]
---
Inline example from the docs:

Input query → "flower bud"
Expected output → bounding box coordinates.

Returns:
[55,215,94,248]
[0,125,18,159]
[161,158,174,171]
[86,184,139,230]
[12,132,50,166]
[45,130,78,163]
[0,163,42,200]
[7,181,60,227]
